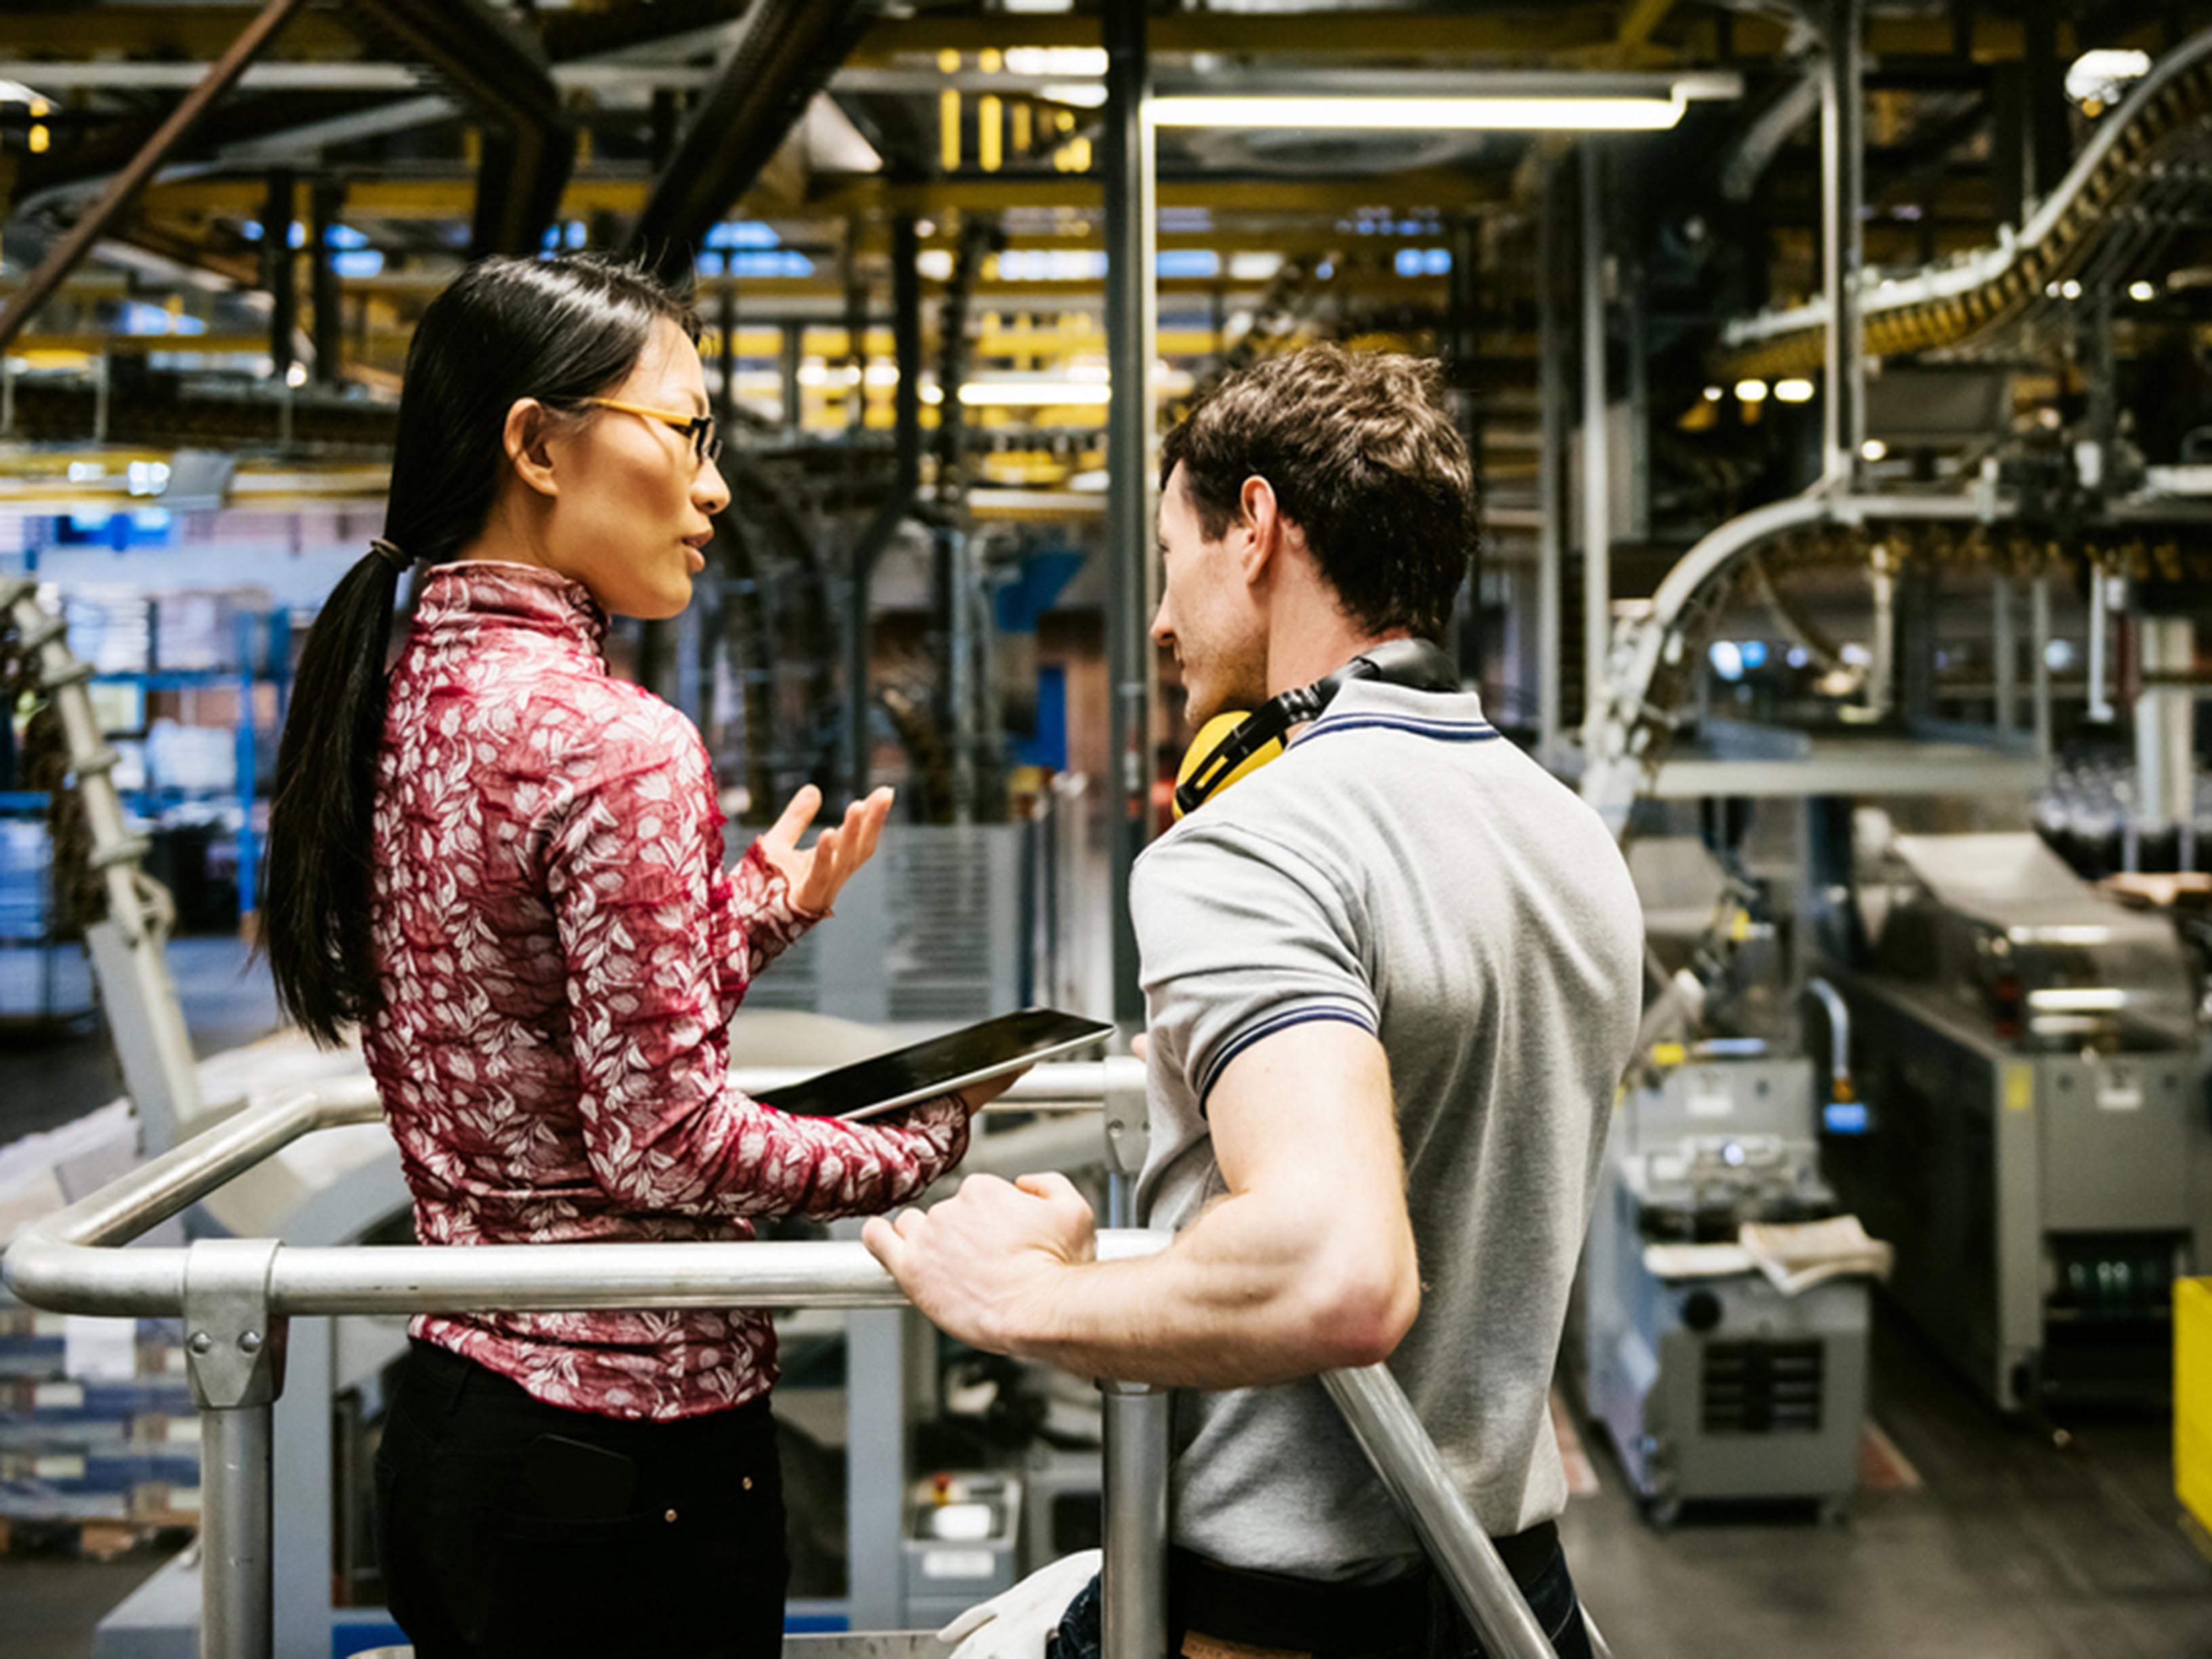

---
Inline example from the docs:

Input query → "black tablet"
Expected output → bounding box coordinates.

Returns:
[756,1008,1116,1121]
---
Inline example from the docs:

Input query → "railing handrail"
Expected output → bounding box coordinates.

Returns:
[0,1058,1572,1659]
[0,1062,1163,1319]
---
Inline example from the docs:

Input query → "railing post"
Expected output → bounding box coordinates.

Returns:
[183,1239,287,1659]
[1099,1378,1169,1659]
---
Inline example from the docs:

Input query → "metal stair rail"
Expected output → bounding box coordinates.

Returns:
[1,577,209,1146]
[0,1069,1569,1659]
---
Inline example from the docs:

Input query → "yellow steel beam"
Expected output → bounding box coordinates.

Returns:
[1614,0,1677,54]
[847,7,2184,62]
[0,10,359,56]
[811,170,1507,217]
[853,9,1626,61]
[144,167,1505,224]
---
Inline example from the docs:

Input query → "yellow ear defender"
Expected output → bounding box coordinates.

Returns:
[1168,638,1462,820]
[1172,712,1283,820]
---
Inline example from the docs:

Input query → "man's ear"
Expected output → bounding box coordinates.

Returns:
[504,398,560,501]
[1235,474,1280,587]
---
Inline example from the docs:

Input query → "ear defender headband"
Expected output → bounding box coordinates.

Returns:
[1172,637,1460,819]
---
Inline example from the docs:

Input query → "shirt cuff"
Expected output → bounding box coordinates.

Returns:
[734,840,821,966]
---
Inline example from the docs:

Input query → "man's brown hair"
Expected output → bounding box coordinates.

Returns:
[1159,344,1478,640]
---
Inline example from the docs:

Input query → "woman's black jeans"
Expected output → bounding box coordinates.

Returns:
[373,1340,790,1659]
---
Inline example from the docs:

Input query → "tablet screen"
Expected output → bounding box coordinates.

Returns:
[755,1008,1115,1120]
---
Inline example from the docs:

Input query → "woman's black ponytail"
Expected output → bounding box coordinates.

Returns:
[261,253,699,1046]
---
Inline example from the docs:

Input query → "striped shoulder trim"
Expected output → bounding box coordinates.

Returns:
[1298,713,1501,744]
[1195,1002,1379,1109]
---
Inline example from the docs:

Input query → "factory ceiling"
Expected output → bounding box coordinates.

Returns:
[0,1,2201,525]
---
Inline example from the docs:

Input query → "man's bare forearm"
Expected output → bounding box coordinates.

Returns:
[1005,1193,1411,1388]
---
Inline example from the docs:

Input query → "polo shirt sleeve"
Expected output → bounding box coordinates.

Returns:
[1132,818,1380,1112]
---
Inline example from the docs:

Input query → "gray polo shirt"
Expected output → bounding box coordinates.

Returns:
[1132,678,1643,1578]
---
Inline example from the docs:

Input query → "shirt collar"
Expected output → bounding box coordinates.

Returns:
[413,560,609,655]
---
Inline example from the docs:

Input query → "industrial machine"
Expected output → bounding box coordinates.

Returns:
[1827,832,2212,1411]
[905,1470,1024,1629]
[1582,1056,1872,1526]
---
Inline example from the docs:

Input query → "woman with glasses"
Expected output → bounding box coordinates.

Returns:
[260,254,996,1658]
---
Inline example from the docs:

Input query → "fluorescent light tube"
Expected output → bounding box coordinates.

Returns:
[959,380,1115,407]
[1149,94,1686,131]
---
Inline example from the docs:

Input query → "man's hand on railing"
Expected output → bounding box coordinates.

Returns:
[862,1171,1097,1355]
[937,1548,1100,1659]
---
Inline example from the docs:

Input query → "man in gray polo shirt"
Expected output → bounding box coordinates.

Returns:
[868,344,1643,1658]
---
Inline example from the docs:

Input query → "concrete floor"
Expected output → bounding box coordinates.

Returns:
[3,940,2210,1655]
[1559,1312,2212,1658]
[0,1549,187,1659]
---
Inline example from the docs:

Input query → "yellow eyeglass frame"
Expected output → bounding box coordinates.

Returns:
[579,396,722,466]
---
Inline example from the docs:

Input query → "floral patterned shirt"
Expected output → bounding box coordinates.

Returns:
[362,561,967,1420]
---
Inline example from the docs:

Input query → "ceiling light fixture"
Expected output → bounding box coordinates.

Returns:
[959,380,1114,407]
[1151,94,1689,131]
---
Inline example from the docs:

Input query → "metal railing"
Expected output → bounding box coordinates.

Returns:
[2,1064,1567,1659]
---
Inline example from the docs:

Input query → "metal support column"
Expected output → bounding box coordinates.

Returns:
[1100,1382,1170,1659]
[309,177,342,388]
[1993,575,2017,742]
[184,1239,286,1659]
[1579,144,1610,727]
[262,169,297,389]
[2031,573,2053,760]
[1536,164,1566,760]
[2137,616,2196,848]
[780,324,804,440]
[1103,0,1158,1025]
[1820,0,1866,487]
[2088,571,2115,722]
[844,217,921,803]
[717,281,738,430]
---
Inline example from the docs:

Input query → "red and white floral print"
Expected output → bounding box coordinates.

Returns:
[361,560,966,1420]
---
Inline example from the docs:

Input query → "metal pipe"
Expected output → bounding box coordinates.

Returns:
[2137,616,2196,834]
[2031,573,2053,760]
[199,1406,274,1659]
[1579,142,1610,725]
[1100,1382,1171,1659]
[267,1232,1173,1317]
[1993,575,2017,741]
[844,216,922,802]
[1321,1367,1554,1659]
[0,0,309,354]
[1868,544,1895,721]
[1803,977,1853,1101]
[262,169,295,388]
[1820,0,1866,487]
[2088,571,2114,722]
[309,177,343,387]
[1103,0,1158,1026]
[1536,161,1565,760]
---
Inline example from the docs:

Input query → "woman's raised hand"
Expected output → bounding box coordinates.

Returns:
[757,784,895,918]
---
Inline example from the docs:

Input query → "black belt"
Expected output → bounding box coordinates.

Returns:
[1169,1521,1561,1654]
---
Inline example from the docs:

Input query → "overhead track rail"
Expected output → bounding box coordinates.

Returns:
[1717,26,2212,380]
[621,0,876,281]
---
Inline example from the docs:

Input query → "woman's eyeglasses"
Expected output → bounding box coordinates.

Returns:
[580,396,722,468]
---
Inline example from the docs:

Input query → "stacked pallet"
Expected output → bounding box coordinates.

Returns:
[0,1110,200,1559]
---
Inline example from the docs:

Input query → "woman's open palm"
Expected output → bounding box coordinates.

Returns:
[756,784,895,917]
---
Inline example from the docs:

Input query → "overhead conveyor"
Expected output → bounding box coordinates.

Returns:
[1717,26,2212,382]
